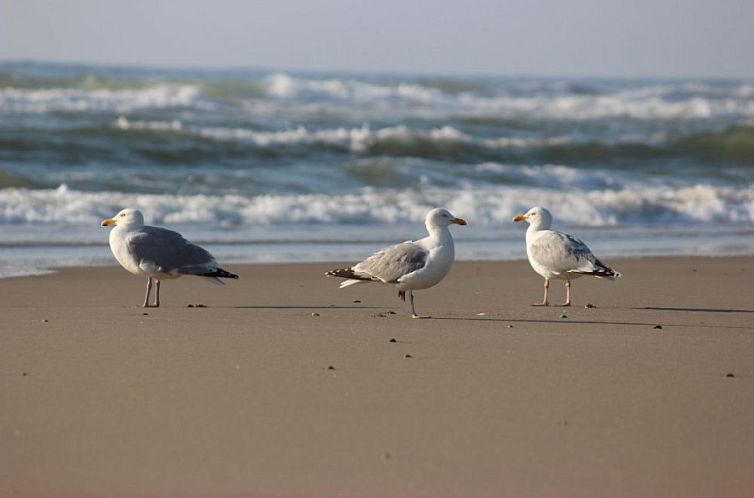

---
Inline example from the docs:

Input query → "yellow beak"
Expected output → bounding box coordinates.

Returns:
[512,214,527,222]
[452,217,467,226]
[101,218,117,227]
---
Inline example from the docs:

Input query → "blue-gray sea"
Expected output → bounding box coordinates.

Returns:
[1,61,752,277]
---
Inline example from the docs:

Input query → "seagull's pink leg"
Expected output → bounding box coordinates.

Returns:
[557,280,572,307]
[410,290,430,319]
[531,278,550,306]
[154,279,161,308]
[143,277,153,308]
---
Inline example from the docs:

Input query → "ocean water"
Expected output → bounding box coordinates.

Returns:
[1,61,753,278]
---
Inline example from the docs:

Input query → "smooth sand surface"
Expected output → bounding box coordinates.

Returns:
[1,256,753,498]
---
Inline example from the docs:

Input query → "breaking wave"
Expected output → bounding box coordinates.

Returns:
[2,68,752,122]
[4,116,752,171]
[1,182,752,228]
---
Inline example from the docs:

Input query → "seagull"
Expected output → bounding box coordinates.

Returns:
[513,206,620,306]
[101,208,238,307]
[325,208,467,318]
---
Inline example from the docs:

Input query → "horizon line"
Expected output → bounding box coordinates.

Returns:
[1,57,751,83]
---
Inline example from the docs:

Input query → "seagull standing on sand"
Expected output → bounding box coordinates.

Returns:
[513,206,620,306]
[326,208,467,318]
[101,208,238,307]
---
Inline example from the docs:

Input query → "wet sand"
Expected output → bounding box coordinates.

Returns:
[1,256,753,498]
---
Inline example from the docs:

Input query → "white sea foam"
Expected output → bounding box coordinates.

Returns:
[114,116,184,131]
[2,181,752,278]
[263,73,442,103]
[5,72,751,123]
[0,84,204,113]
[458,92,754,121]
[195,123,476,151]
[168,122,575,152]
[2,182,752,228]
[265,73,353,99]
[257,74,754,121]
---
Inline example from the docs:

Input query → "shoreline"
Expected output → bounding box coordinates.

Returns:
[3,252,754,282]
[2,256,753,497]
[3,221,753,281]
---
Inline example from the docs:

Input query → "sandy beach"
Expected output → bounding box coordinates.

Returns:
[1,256,753,498]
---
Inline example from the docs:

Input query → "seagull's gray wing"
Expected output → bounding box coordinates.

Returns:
[353,241,428,283]
[529,231,598,274]
[127,226,217,275]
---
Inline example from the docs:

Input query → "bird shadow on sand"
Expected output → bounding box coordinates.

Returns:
[633,306,754,314]
[433,316,754,330]
[230,305,384,310]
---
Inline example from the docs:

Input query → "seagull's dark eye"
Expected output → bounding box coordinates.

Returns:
[120,213,126,217]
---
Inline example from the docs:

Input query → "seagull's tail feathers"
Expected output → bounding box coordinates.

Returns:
[206,267,240,279]
[592,268,621,280]
[188,267,239,285]
[325,267,373,288]
[595,259,621,279]
[570,260,621,280]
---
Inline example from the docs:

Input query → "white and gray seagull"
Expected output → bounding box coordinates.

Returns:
[326,208,467,318]
[513,206,620,306]
[101,208,238,307]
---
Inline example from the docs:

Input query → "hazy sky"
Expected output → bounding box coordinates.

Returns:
[2,0,752,78]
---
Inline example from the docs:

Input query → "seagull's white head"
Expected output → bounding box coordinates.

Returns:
[101,208,145,230]
[425,207,467,230]
[513,206,552,230]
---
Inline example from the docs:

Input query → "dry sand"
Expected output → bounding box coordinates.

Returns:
[1,256,753,498]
